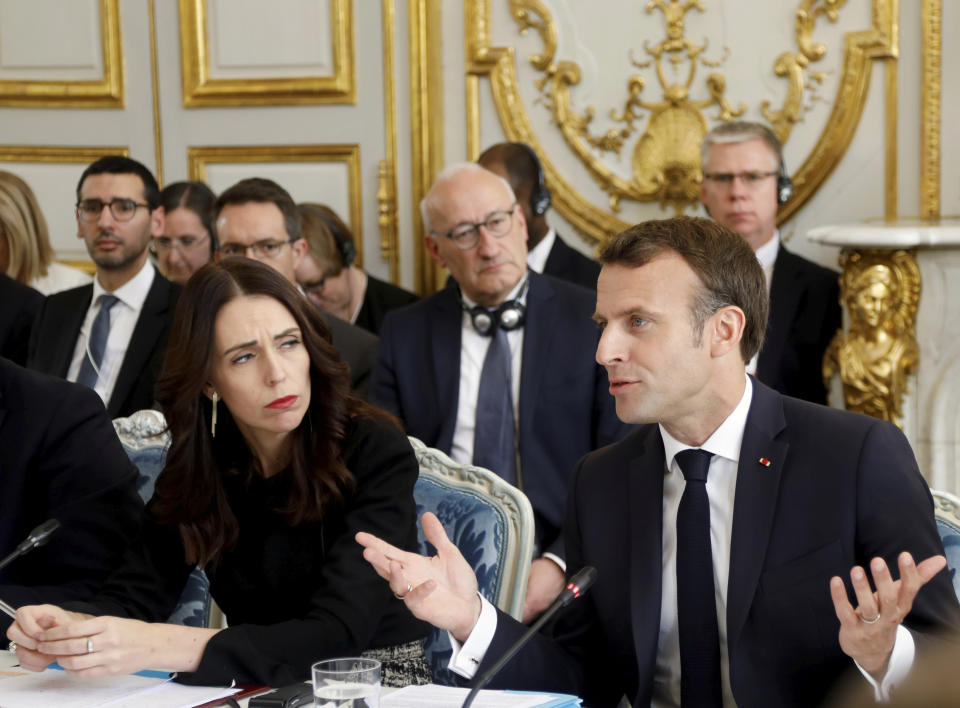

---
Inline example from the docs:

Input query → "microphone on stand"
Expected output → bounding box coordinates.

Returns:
[0,519,62,619]
[461,565,597,708]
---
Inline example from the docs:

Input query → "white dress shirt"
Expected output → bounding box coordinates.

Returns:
[745,231,779,375]
[525,228,556,275]
[449,279,526,467]
[66,260,156,407]
[449,374,912,703]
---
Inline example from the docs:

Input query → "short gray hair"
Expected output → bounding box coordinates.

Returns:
[700,121,783,171]
[420,162,517,235]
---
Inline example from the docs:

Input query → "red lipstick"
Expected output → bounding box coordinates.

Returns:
[266,395,298,410]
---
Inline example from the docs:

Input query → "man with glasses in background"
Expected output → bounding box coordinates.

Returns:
[27,156,179,418]
[700,121,840,404]
[371,163,629,621]
[213,177,379,396]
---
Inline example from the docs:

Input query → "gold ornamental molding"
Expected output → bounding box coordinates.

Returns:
[179,0,355,107]
[920,0,941,218]
[0,145,129,164]
[823,249,920,429]
[187,144,364,267]
[0,0,123,108]
[148,0,164,186]
[466,0,898,245]
[380,0,400,283]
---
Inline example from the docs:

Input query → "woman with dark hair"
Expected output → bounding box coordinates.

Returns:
[152,180,216,284]
[6,258,430,687]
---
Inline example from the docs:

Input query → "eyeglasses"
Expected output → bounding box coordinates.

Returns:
[76,198,151,222]
[150,233,210,255]
[702,171,779,188]
[219,238,294,259]
[431,204,518,250]
[304,269,340,297]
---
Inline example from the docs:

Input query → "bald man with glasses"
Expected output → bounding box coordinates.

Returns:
[27,155,179,418]
[370,163,629,622]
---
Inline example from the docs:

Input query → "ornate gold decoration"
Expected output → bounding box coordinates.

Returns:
[148,0,164,186]
[410,0,444,294]
[379,0,400,283]
[512,0,745,214]
[921,0,941,218]
[187,144,363,267]
[466,0,898,245]
[0,0,123,108]
[884,57,897,220]
[179,0,355,107]
[823,249,920,428]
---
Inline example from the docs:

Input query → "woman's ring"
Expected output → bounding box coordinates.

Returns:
[86,637,94,654]
[7,641,17,653]
[860,612,881,624]
[394,583,414,600]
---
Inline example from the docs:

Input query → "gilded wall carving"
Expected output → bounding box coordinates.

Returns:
[467,0,898,245]
[823,249,920,428]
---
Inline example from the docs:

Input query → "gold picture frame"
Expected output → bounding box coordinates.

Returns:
[0,0,123,108]
[179,0,356,107]
[187,144,363,266]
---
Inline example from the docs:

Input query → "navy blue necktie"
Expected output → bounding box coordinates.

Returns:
[675,448,723,707]
[473,328,517,485]
[76,294,119,390]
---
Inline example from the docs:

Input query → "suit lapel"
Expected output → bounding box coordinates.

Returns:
[429,289,462,452]
[628,426,666,704]
[51,286,93,377]
[726,380,788,650]
[757,247,802,382]
[107,274,169,417]
[518,274,557,453]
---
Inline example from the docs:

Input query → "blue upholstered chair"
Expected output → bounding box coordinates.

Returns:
[932,489,960,602]
[113,410,214,628]
[408,436,535,685]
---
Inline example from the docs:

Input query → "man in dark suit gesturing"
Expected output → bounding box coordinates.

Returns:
[27,156,178,418]
[359,216,960,707]
[371,163,628,621]
[700,121,840,404]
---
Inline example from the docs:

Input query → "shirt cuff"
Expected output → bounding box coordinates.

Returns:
[447,594,498,680]
[854,624,915,702]
[542,552,566,574]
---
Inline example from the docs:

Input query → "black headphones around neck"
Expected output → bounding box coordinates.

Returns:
[462,277,529,336]
[513,142,552,217]
[302,205,356,267]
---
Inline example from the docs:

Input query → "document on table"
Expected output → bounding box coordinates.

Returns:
[0,666,239,708]
[382,684,582,707]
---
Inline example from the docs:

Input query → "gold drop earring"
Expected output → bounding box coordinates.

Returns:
[211,391,219,438]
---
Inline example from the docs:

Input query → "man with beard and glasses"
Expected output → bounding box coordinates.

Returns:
[27,156,179,417]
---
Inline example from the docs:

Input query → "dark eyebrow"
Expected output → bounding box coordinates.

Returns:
[223,328,300,356]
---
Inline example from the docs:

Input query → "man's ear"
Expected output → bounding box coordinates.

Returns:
[150,206,165,238]
[709,305,746,359]
[290,237,308,268]
[425,234,446,268]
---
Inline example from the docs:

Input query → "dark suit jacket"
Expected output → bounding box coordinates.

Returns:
[757,246,841,405]
[26,271,179,418]
[318,310,378,398]
[0,273,43,366]
[482,380,960,707]
[371,272,630,554]
[0,358,143,633]
[354,274,420,335]
[543,234,601,291]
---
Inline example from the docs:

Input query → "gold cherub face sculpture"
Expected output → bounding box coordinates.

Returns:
[850,265,897,331]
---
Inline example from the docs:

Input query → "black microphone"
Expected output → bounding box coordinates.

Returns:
[0,519,61,573]
[461,565,598,708]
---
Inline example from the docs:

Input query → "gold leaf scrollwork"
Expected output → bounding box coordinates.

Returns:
[762,0,848,144]
[823,249,920,429]
[510,0,745,214]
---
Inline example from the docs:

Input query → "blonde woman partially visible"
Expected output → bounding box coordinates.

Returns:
[0,170,90,295]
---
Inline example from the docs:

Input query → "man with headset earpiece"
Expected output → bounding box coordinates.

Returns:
[700,121,840,405]
[294,202,419,335]
[370,163,630,623]
[478,142,601,291]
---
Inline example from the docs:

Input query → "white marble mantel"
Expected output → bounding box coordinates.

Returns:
[807,219,960,494]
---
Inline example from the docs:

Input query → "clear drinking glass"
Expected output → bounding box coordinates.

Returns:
[312,657,381,708]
